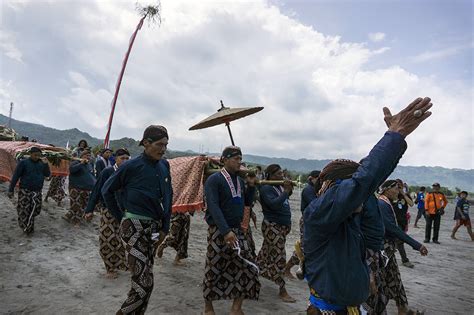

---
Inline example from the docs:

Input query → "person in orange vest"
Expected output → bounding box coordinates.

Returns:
[424,183,448,244]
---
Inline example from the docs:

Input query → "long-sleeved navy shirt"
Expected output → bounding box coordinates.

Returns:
[360,195,385,251]
[378,199,422,250]
[204,171,255,236]
[304,131,407,306]
[101,153,173,233]
[8,158,51,192]
[69,160,96,191]
[94,158,109,178]
[259,185,291,227]
[85,166,122,214]
[301,180,317,213]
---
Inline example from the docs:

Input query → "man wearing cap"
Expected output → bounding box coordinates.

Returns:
[377,180,428,314]
[424,183,448,244]
[304,97,432,314]
[95,148,113,178]
[257,164,296,303]
[203,146,260,315]
[102,125,173,314]
[84,148,131,279]
[8,147,51,234]
[284,170,320,280]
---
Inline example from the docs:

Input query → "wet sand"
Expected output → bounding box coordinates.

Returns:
[1,182,472,314]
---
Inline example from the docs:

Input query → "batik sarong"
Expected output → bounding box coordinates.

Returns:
[288,216,304,266]
[244,226,257,261]
[203,225,260,301]
[46,175,66,204]
[380,241,408,309]
[99,206,127,272]
[362,249,388,315]
[64,187,90,224]
[159,213,191,259]
[118,218,161,315]
[257,220,290,289]
[17,188,42,234]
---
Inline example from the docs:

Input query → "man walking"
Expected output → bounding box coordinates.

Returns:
[424,183,448,244]
[8,147,51,234]
[102,125,173,314]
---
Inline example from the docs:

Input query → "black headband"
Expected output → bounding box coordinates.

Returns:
[221,146,242,160]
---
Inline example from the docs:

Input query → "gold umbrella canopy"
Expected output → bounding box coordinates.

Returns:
[189,100,264,145]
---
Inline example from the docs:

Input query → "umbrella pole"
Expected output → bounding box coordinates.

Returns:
[225,122,235,146]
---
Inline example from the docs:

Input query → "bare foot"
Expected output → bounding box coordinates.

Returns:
[156,245,164,258]
[279,290,296,303]
[105,271,118,279]
[451,235,457,240]
[203,309,215,315]
[173,258,186,266]
[284,269,296,279]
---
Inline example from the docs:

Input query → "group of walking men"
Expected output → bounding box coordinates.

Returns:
[8,96,471,314]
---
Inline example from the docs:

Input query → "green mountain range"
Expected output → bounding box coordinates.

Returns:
[1,113,472,191]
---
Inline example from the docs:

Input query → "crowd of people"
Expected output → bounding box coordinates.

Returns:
[4,96,473,314]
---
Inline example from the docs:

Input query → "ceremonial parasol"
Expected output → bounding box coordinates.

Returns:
[189,100,263,145]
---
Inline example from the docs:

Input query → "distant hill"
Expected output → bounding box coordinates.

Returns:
[1,114,472,191]
[240,154,473,191]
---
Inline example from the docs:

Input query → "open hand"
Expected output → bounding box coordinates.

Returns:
[383,97,433,137]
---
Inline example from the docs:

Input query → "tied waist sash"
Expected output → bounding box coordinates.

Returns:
[309,287,360,314]
[124,211,154,221]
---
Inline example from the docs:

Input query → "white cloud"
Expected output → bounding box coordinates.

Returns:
[368,32,386,42]
[0,31,23,63]
[411,45,471,63]
[0,0,472,169]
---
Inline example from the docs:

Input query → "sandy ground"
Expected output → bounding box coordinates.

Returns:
[1,181,473,315]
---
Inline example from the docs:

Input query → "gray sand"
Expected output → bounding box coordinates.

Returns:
[1,182,473,315]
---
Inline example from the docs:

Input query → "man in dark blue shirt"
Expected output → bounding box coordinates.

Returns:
[84,148,130,279]
[8,146,51,234]
[203,146,259,315]
[102,125,173,315]
[257,164,296,303]
[285,170,320,280]
[414,186,426,228]
[304,97,433,314]
[63,150,96,226]
[94,148,112,177]
[451,191,474,240]
[378,180,428,315]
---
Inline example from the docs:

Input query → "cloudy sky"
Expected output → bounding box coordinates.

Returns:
[1,0,472,169]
